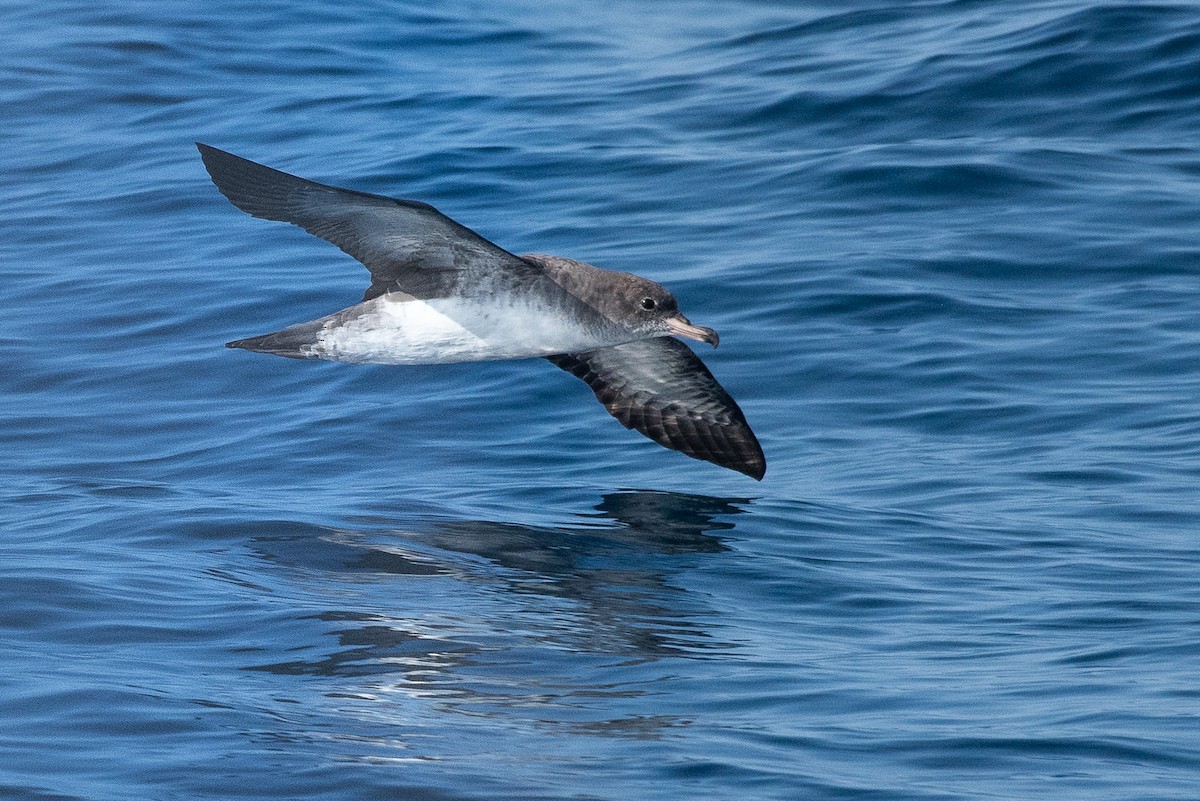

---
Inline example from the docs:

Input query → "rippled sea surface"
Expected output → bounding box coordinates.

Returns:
[5,1,1200,798]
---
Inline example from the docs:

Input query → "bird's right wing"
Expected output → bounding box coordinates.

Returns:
[548,337,765,479]
[198,143,572,304]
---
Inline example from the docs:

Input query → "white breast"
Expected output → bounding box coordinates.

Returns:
[308,295,621,365]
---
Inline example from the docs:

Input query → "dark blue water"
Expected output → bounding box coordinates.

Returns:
[4,1,1200,798]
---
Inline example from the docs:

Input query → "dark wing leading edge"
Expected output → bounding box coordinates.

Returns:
[548,337,766,479]
[197,143,547,302]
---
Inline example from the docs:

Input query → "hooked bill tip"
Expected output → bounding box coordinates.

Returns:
[665,315,719,348]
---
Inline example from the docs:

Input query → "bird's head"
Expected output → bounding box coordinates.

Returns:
[617,277,719,347]
[522,253,719,348]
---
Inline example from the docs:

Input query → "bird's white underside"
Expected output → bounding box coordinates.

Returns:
[305,294,625,364]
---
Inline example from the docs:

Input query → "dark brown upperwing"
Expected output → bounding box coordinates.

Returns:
[198,143,545,301]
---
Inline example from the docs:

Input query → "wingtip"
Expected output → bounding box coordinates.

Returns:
[719,425,766,480]
[196,142,242,174]
[730,450,766,480]
[196,142,227,180]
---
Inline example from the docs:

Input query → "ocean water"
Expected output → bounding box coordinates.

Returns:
[4,0,1200,798]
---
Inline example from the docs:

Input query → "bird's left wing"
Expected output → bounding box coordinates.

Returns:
[197,143,576,305]
[548,337,765,479]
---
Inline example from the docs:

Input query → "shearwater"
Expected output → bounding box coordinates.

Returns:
[199,144,765,478]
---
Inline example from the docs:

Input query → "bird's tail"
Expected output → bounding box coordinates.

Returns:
[226,319,325,359]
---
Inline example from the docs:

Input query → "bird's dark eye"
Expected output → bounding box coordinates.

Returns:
[640,297,657,311]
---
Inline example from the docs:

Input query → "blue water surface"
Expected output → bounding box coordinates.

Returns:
[3,1,1200,798]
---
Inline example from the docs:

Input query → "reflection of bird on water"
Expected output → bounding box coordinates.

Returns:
[246,490,753,677]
